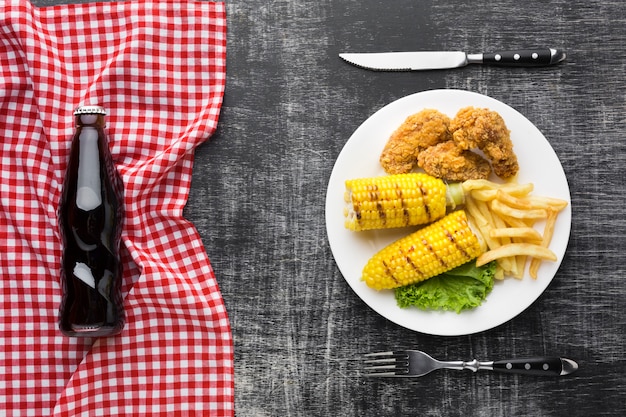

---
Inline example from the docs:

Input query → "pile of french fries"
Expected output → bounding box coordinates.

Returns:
[461,179,568,280]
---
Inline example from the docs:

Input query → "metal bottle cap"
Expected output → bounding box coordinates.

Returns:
[74,105,107,116]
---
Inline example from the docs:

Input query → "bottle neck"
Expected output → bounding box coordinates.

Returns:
[73,111,106,212]
[75,113,105,129]
[76,127,102,211]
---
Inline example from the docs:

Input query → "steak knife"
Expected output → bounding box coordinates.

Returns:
[339,48,566,71]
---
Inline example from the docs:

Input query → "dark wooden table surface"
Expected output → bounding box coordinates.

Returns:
[37,0,626,415]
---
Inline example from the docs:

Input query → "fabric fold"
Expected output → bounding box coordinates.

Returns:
[0,1,233,415]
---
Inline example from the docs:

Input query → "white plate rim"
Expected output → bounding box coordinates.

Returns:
[325,89,571,336]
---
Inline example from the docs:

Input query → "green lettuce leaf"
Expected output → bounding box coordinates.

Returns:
[394,261,496,314]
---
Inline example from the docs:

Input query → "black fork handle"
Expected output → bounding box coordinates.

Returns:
[492,357,578,376]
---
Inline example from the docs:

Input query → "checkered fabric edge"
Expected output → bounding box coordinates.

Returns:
[0,1,233,415]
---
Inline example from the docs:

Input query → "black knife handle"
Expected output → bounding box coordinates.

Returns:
[482,49,566,66]
[493,357,572,376]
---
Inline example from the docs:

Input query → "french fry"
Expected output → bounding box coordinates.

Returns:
[467,196,519,275]
[462,178,567,280]
[465,197,499,250]
[468,183,534,201]
[529,208,559,279]
[500,214,535,229]
[465,196,488,231]
[496,189,532,209]
[490,199,547,220]
[462,179,499,192]
[466,197,516,273]
[476,243,557,267]
[489,206,519,277]
[514,253,527,279]
[526,195,569,211]
[494,264,505,280]
[489,227,543,241]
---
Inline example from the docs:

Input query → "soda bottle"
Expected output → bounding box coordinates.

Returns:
[58,105,125,337]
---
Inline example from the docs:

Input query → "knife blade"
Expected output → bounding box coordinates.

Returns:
[339,48,566,71]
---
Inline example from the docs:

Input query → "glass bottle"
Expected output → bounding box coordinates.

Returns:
[58,105,125,337]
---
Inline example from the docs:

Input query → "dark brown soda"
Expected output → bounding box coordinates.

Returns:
[58,106,125,337]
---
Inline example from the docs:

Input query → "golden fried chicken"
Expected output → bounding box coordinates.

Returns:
[450,107,519,178]
[417,141,492,181]
[380,109,452,174]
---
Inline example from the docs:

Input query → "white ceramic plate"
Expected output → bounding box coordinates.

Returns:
[325,89,571,336]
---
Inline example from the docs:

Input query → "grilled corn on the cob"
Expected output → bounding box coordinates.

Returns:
[344,173,465,231]
[362,210,485,290]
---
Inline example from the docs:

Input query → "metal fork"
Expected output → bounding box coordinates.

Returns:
[363,350,578,378]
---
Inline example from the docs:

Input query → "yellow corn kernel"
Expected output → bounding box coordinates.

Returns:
[362,210,485,290]
[344,173,458,231]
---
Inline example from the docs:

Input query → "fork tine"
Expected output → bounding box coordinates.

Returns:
[363,351,395,357]
[361,351,410,377]
[363,364,399,370]
[362,371,402,378]
[363,350,408,358]
[363,357,397,365]
[362,367,410,377]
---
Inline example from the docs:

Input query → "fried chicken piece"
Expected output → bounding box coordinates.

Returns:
[380,109,452,174]
[450,106,519,178]
[417,141,492,181]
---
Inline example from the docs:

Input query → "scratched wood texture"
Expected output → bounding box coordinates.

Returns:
[196,1,626,416]
[37,0,626,415]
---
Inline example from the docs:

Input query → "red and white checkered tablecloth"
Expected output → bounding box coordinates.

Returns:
[0,0,233,415]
